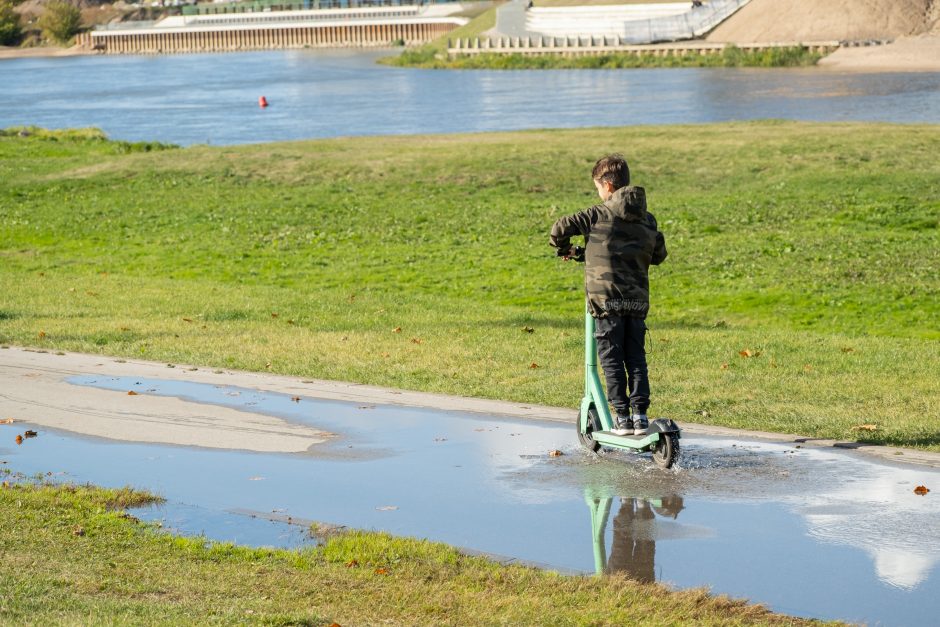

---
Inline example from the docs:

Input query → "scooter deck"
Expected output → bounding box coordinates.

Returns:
[592,430,661,449]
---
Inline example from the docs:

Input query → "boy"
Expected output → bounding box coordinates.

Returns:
[550,154,667,436]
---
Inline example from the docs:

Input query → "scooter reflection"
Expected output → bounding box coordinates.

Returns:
[586,489,684,580]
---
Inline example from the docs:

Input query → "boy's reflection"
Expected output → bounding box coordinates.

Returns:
[590,494,684,581]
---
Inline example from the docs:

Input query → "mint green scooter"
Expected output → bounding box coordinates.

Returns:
[577,306,681,469]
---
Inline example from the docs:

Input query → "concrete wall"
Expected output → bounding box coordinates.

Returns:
[87,20,456,53]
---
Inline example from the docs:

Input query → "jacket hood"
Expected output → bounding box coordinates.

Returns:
[604,186,647,221]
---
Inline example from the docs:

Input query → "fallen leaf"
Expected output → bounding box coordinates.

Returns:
[392,326,402,333]
[374,568,390,576]
[182,317,193,323]
[694,409,711,418]
[852,424,878,432]
[720,363,729,370]
[841,347,855,353]
[271,313,279,318]
[549,450,564,457]
[341,336,348,341]
[127,391,139,396]
[521,326,534,333]
[529,362,539,369]
[376,505,398,511]
[291,396,301,403]
[410,337,422,344]
[803,364,813,372]
[23,430,37,438]
[345,560,359,568]
[329,623,342,627]
[37,330,46,339]
[914,485,930,496]
[72,526,85,537]
[15,435,23,445]
[265,362,272,369]
[738,348,761,358]
[287,319,295,325]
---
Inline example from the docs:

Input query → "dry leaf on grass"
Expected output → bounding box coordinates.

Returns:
[374,568,390,576]
[852,424,878,432]
[529,362,539,369]
[738,348,762,358]
[521,326,534,333]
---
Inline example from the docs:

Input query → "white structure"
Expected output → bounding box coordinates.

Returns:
[497,0,753,43]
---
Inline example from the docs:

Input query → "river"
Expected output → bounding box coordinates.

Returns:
[2,49,939,145]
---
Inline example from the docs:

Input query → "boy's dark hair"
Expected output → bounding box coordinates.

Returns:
[592,154,630,190]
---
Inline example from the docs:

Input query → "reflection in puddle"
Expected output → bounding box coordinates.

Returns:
[0,375,937,626]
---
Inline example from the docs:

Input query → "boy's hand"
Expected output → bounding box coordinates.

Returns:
[559,246,585,262]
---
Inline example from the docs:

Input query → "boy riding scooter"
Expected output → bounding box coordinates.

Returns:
[550,154,667,437]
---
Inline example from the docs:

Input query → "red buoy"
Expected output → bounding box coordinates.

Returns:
[259,96,269,108]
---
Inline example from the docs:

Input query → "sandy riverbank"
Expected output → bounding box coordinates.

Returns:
[0,44,91,59]
[818,34,940,72]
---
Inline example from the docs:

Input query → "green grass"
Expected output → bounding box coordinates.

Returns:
[386,45,823,70]
[0,480,819,624]
[0,122,938,450]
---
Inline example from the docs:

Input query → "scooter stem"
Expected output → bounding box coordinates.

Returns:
[583,305,614,431]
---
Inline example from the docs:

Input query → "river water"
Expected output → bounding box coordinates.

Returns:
[2,49,939,145]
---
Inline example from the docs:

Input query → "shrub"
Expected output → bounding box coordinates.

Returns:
[38,0,82,44]
[0,0,22,46]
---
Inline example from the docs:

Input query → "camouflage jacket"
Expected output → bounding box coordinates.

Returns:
[549,186,667,319]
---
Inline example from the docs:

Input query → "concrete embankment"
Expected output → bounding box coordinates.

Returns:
[78,4,467,55]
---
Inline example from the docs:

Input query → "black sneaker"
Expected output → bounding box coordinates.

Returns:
[633,414,649,435]
[612,415,633,436]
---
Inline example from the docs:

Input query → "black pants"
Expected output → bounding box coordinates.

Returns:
[594,315,649,416]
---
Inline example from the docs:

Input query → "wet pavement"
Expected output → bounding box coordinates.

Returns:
[2,374,939,626]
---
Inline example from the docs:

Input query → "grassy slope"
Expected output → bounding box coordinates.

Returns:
[0,122,938,449]
[0,481,815,625]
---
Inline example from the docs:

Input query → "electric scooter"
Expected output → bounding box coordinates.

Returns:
[569,251,681,468]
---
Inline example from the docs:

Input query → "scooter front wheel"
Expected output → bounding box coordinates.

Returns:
[577,406,601,453]
[651,433,679,469]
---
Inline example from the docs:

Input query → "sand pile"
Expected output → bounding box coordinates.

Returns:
[708,0,935,42]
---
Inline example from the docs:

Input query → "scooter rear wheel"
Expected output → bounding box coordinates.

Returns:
[577,406,601,453]
[652,433,679,469]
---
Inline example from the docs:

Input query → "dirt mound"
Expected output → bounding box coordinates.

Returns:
[708,0,935,42]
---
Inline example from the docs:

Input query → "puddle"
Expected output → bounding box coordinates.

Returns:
[1,375,938,626]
